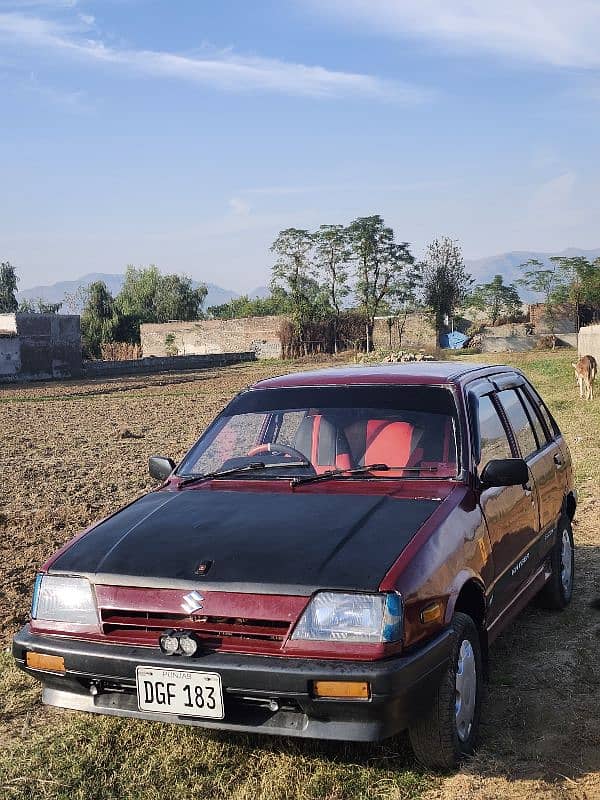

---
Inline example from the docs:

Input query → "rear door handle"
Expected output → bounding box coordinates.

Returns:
[554,454,564,468]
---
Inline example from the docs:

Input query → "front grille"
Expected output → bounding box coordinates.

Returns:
[99,609,291,654]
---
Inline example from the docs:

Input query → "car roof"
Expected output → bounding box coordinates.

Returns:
[251,361,516,390]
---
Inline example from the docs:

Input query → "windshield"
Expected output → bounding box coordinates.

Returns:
[177,385,460,480]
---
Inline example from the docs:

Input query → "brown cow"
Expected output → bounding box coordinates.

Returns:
[572,355,597,400]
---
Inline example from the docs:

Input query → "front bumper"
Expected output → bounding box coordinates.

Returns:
[13,625,451,742]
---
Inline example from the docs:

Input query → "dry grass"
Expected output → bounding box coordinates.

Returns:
[1,350,599,799]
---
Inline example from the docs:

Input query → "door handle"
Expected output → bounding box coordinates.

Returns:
[553,454,564,468]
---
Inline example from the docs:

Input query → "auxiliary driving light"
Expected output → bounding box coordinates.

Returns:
[179,633,198,656]
[159,630,198,656]
[159,631,179,655]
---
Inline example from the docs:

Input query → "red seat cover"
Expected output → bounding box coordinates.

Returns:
[365,420,415,473]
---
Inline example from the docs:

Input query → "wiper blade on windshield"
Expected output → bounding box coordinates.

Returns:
[179,460,309,488]
[290,463,439,488]
[290,463,389,488]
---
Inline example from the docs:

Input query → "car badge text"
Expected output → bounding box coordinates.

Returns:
[181,591,204,614]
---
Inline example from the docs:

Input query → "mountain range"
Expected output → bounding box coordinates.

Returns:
[17,247,600,312]
[17,273,269,313]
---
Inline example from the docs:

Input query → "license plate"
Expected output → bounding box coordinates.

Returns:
[136,666,224,719]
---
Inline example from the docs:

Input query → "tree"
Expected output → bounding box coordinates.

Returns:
[63,284,92,314]
[154,274,207,322]
[420,237,472,334]
[80,281,118,358]
[0,262,19,313]
[550,256,600,330]
[516,259,563,333]
[208,292,290,319]
[270,228,322,354]
[467,274,522,325]
[116,265,162,325]
[314,224,351,353]
[346,215,414,351]
[115,265,207,342]
[387,262,423,347]
[18,298,62,314]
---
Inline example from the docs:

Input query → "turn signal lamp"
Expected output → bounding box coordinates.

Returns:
[25,652,65,673]
[420,602,443,625]
[312,681,370,700]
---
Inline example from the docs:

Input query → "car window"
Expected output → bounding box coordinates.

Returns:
[496,389,538,459]
[517,388,547,448]
[536,398,559,439]
[523,383,559,438]
[477,394,513,467]
[179,385,460,479]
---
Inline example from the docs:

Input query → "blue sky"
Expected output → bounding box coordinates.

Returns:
[2,0,600,292]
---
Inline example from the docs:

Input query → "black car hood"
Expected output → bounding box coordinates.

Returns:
[50,488,440,594]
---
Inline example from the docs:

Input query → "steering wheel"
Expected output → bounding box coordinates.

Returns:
[247,443,309,462]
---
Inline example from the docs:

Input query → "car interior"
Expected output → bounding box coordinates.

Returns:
[290,411,457,477]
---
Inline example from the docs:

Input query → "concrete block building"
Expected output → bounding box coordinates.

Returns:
[0,313,82,381]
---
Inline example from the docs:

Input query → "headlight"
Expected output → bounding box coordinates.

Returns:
[31,574,98,625]
[291,592,403,644]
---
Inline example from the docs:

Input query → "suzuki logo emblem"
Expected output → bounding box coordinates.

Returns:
[181,591,204,614]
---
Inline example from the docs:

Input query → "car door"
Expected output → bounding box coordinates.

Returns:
[470,386,539,617]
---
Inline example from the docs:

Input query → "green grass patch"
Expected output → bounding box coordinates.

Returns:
[0,658,431,800]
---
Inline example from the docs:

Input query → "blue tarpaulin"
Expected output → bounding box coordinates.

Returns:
[439,331,469,349]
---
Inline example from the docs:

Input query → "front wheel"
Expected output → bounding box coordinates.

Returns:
[408,613,483,771]
[536,516,575,610]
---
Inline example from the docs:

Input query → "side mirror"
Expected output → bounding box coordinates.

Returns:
[149,456,176,482]
[480,458,528,489]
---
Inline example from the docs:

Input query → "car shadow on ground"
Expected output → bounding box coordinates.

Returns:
[197,541,600,788]
[447,539,600,789]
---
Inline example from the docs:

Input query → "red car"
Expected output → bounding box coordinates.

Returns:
[13,362,576,769]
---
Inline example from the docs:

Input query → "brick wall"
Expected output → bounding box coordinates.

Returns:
[141,316,284,360]
[372,312,437,351]
[529,303,576,334]
[83,351,256,378]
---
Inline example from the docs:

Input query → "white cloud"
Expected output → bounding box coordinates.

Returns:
[312,0,600,68]
[0,11,427,101]
[229,197,251,217]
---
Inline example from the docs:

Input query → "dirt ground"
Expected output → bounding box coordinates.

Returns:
[1,352,600,800]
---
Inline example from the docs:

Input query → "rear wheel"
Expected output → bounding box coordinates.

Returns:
[408,612,482,771]
[537,516,574,610]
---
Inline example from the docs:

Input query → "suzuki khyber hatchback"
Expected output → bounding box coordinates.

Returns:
[14,363,576,769]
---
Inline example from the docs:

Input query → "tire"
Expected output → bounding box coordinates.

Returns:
[408,612,483,771]
[536,515,575,610]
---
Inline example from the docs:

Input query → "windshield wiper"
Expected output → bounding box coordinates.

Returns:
[290,463,390,487]
[290,463,439,488]
[179,460,309,488]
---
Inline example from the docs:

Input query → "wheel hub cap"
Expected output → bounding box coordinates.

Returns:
[560,529,573,593]
[455,639,477,742]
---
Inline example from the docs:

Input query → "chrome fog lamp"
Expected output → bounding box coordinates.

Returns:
[159,631,179,655]
[179,633,198,657]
